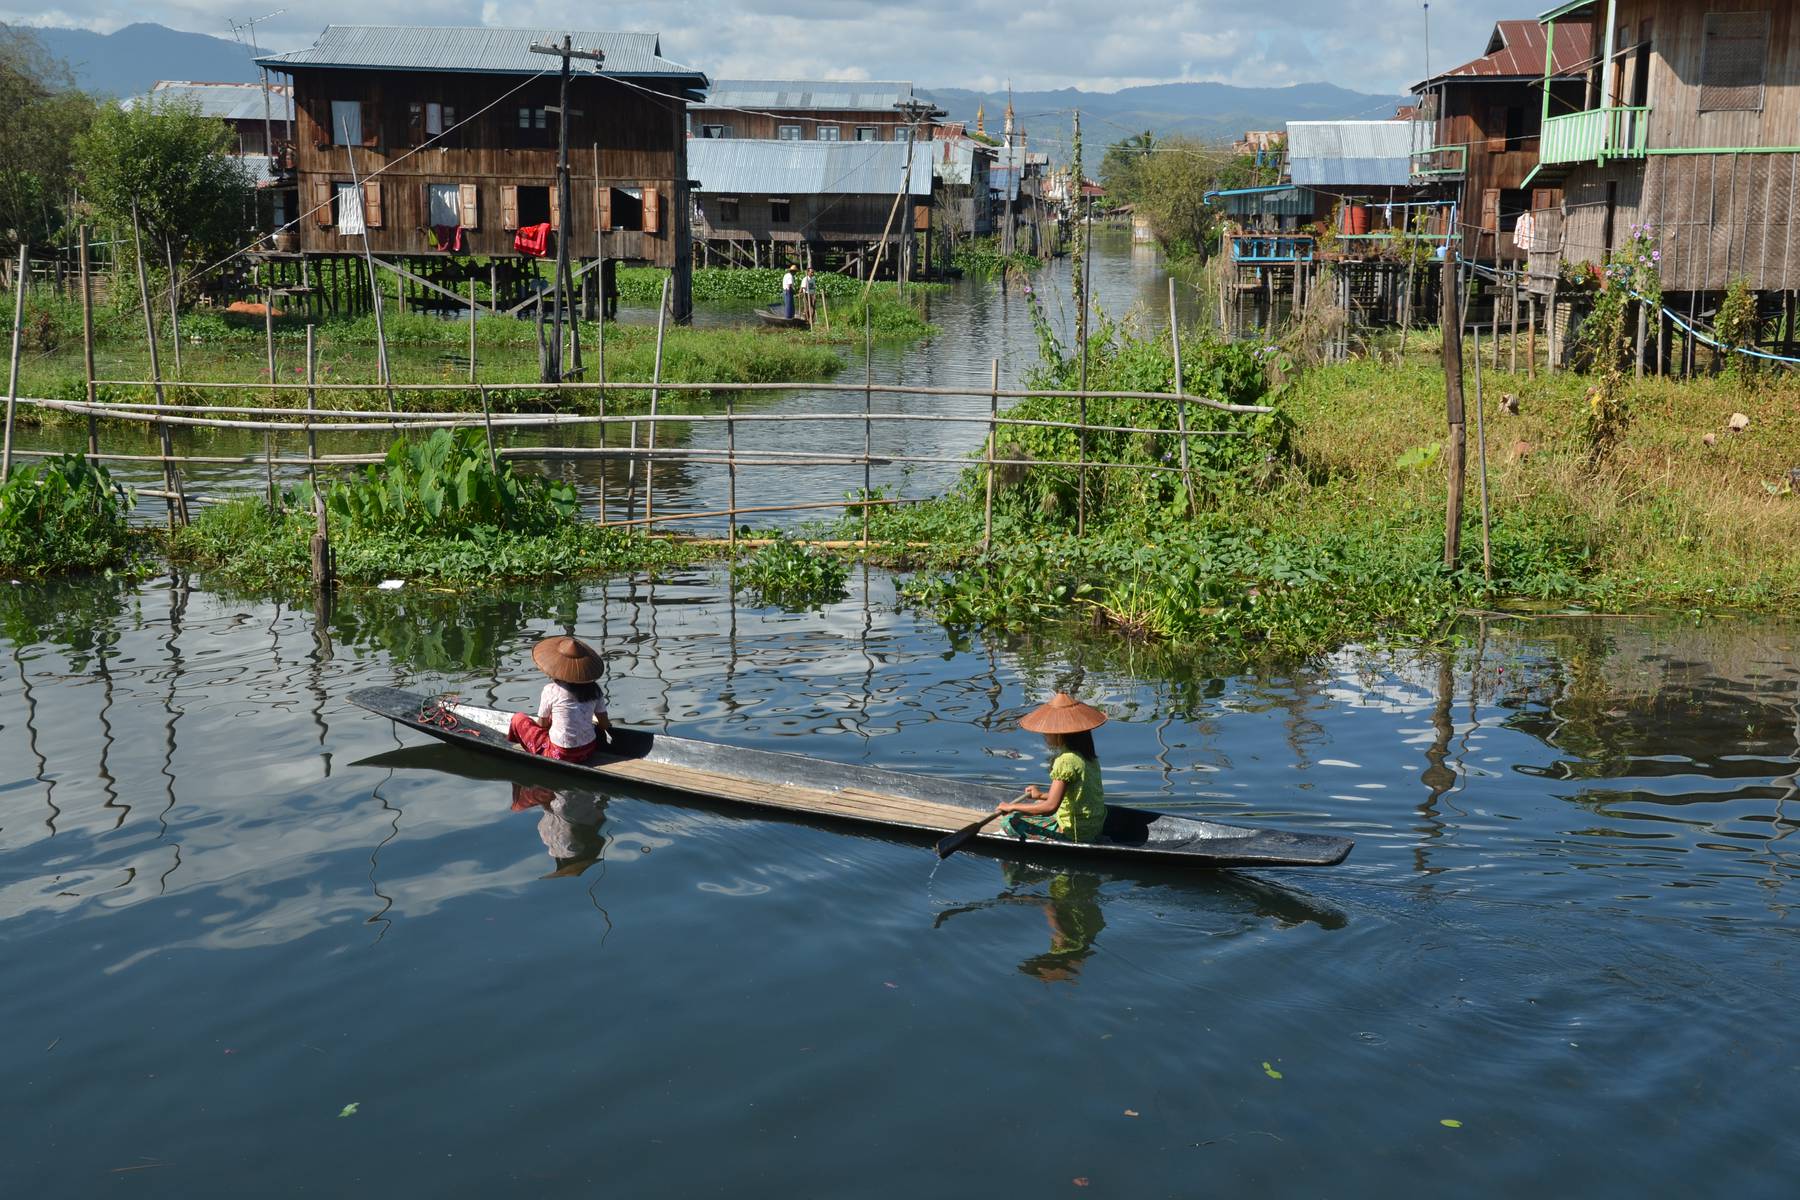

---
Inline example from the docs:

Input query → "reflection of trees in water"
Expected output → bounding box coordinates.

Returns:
[327,581,589,674]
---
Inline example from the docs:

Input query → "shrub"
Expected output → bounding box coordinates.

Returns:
[321,429,578,536]
[735,538,849,609]
[0,453,135,573]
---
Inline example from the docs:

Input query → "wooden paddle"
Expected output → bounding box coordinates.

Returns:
[935,792,1031,860]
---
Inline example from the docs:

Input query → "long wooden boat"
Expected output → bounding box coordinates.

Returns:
[348,688,1354,870]
[754,308,810,329]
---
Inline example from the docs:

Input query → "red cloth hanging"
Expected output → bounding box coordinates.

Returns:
[513,223,551,257]
[431,224,464,253]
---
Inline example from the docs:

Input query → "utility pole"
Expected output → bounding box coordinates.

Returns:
[531,35,603,382]
[229,11,286,167]
[894,97,934,293]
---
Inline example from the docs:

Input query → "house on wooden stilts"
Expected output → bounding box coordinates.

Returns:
[256,25,707,321]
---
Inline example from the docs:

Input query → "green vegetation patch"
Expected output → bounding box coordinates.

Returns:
[734,537,850,609]
[0,453,138,575]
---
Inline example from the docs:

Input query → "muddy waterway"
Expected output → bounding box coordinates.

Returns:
[7,239,1799,1193]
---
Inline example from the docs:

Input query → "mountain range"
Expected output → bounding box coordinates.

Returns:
[19,21,1407,146]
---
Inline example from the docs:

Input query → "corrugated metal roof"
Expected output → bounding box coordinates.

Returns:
[1287,121,1414,187]
[694,79,921,113]
[124,81,295,123]
[257,26,706,83]
[689,139,933,196]
[1415,20,1592,88]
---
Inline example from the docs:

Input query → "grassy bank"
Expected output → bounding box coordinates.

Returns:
[853,327,1800,662]
[615,267,941,341]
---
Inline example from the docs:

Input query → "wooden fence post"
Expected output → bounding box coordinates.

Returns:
[80,226,98,458]
[1168,276,1195,514]
[982,358,999,553]
[725,387,736,546]
[1440,251,1466,568]
[1471,327,1493,583]
[132,200,185,527]
[863,302,873,545]
[306,324,333,590]
[1,245,25,484]
[468,278,478,384]
[643,274,670,526]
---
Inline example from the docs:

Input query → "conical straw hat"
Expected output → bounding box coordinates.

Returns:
[1019,693,1107,734]
[531,635,604,684]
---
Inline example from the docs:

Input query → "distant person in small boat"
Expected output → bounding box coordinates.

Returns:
[507,635,612,764]
[995,693,1108,842]
[799,267,817,322]
[781,265,796,319]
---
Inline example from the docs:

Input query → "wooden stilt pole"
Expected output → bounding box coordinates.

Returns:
[1471,327,1492,583]
[1527,294,1538,379]
[263,288,278,512]
[1509,267,1519,374]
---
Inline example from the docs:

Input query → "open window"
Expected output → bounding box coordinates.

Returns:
[769,197,791,224]
[700,123,732,138]
[717,197,739,223]
[607,186,644,231]
[817,126,840,141]
[427,182,477,230]
[501,184,555,231]
[330,100,377,147]
[408,102,459,147]
[777,125,802,141]
[855,127,878,141]
[332,180,381,233]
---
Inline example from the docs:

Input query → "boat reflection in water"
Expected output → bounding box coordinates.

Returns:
[510,782,608,878]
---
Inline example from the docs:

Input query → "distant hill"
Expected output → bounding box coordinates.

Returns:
[920,81,1409,156]
[26,22,262,96]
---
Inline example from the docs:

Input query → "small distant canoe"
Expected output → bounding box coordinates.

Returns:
[755,308,811,329]
[348,688,1354,870]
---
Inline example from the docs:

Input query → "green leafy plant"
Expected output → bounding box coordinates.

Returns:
[734,538,849,609]
[321,429,578,536]
[1714,276,1762,380]
[0,453,135,574]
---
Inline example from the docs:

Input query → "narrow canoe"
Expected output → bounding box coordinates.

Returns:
[348,688,1354,870]
[754,308,810,329]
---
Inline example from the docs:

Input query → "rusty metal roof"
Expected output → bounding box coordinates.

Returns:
[1414,20,1592,89]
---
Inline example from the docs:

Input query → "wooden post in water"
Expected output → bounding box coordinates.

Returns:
[477,385,499,475]
[1471,327,1493,583]
[1,245,24,484]
[263,289,278,512]
[1439,251,1466,568]
[982,358,999,553]
[643,275,670,526]
[467,278,478,384]
[131,201,185,527]
[725,388,736,546]
[862,303,874,545]
[1167,276,1195,514]
[79,226,98,457]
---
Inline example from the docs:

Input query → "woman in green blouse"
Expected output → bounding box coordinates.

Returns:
[996,693,1109,843]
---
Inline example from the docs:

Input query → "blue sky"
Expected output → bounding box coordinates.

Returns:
[2,2,1543,96]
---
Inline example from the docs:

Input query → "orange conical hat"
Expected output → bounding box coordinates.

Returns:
[1019,693,1107,734]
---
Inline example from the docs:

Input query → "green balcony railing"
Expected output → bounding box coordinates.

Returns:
[1540,106,1651,165]
[1409,145,1467,179]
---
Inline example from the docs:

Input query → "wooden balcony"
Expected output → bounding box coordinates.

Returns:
[1409,145,1467,180]
[1540,106,1650,165]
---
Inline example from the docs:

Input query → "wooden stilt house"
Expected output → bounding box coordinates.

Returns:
[256,25,707,318]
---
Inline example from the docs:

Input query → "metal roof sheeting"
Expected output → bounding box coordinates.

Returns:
[1414,20,1592,88]
[1287,121,1414,187]
[689,139,933,196]
[258,26,706,82]
[124,81,296,122]
[695,80,920,112]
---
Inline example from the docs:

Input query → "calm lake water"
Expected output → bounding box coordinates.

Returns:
[19,230,1200,531]
[3,566,1796,1195]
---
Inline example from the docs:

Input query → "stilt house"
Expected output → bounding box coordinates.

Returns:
[124,81,301,233]
[1411,21,1593,262]
[256,26,707,317]
[1527,0,1800,308]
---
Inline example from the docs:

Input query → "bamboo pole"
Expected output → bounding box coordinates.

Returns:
[477,385,499,476]
[468,277,478,384]
[982,358,998,553]
[643,274,670,525]
[131,200,184,527]
[1077,194,1092,536]
[1168,276,1194,513]
[80,226,97,458]
[1527,294,1538,379]
[863,301,873,545]
[725,387,736,546]
[306,324,333,590]
[1,245,24,484]
[163,239,183,379]
[340,141,391,387]
[1440,251,1466,568]
[1509,266,1520,374]
[1471,327,1492,583]
[263,289,278,512]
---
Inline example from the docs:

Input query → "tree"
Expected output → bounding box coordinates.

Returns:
[1099,130,1157,202]
[0,26,97,260]
[74,94,254,268]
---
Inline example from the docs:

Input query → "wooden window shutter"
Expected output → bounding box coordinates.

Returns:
[1485,106,1506,153]
[642,186,661,234]
[1700,11,1769,111]
[1531,187,1556,214]
[363,180,384,228]
[1481,188,1500,232]
[459,183,479,228]
[360,100,379,147]
[501,185,519,231]
[311,179,333,227]
[598,185,611,231]
[549,186,561,230]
